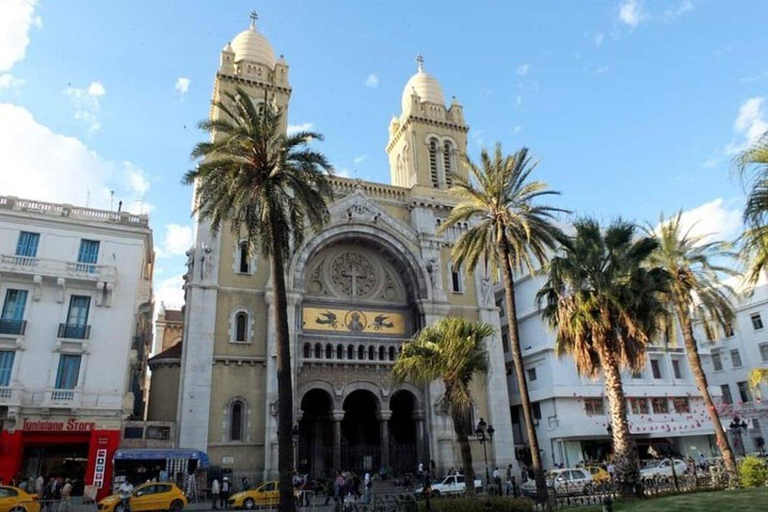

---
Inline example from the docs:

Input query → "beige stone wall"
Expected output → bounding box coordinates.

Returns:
[147,364,180,422]
[207,362,268,472]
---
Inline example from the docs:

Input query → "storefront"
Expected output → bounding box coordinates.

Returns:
[0,418,120,501]
[112,449,209,498]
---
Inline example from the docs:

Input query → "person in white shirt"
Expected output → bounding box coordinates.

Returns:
[211,479,220,510]
[118,481,134,512]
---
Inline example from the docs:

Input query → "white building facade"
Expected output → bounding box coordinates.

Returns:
[0,196,153,499]
[499,272,718,469]
[695,281,768,455]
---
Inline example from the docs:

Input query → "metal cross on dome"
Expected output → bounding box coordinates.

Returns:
[416,53,424,71]
[249,11,258,28]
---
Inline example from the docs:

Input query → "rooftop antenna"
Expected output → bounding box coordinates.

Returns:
[110,190,115,210]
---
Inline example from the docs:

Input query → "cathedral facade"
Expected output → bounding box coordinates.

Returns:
[175,18,515,481]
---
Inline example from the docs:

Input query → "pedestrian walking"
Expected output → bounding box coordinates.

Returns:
[118,480,133,512]
[210,478,220,510]
[220,477,230,509]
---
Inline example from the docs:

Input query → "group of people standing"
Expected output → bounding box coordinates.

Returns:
[13,475,74,510]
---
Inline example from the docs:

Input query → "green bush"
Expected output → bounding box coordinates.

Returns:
[418,496,534,512]
[739,456,768,487]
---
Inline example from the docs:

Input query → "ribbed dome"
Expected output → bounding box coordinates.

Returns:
[401,60,445,114]
[231,26,276,69]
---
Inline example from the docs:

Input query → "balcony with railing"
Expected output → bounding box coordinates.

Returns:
[0,253,117,283]
[0,386,22,406]
[0,319,26,336]
[58,323,91,340]
[0,195,148,227]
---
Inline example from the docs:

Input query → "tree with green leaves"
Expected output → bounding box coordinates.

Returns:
[184,87,333,512]
[736,132,768,285]
[646,212,738,473]
[537,219,668,497]
[439,144,566,501]
[392,317,493,497]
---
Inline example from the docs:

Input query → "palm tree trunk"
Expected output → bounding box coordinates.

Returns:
[498,239,547,502]
[270,245,297,512]
[451,406,477,497]
[674,302,737,473]
[599,345,641,497]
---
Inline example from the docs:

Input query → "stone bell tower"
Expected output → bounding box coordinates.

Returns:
[386,55,469,189]
[214,12,292,133]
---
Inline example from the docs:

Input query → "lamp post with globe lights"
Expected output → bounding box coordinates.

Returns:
[476,418,495,492]
[729,416,749,457]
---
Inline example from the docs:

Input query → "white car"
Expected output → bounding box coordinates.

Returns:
[415,474,482,497]
[640,458,688,478]
[521,468,594,496]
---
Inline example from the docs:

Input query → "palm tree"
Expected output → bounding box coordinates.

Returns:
[184,87,333,512]
[736,132,768,285]
[749,368,768,390]
[439,144,566,501]
[645,212,738,473]
[537,219,668,497]
[392,317,493,497]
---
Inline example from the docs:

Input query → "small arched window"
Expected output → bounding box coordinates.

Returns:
[428,138,439,188]
[238,242,250,273]
[379,346,386,361]
[368,346,375,360]
[235,312,248,342]
[314,343,323,359]
[230,400,244,441]
[389,346,396,361]
[337,344,344,359]
[358,345,365,360]
[443,141,453,187]
[326,344,333,359]
[348,345,355,360]
[303,343,311,359]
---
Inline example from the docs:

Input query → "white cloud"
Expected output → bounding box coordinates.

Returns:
[727,97,767,154]
[515,64,529,77]
[594,33,605,48]
[595,66,610,75]
[353,154,367,165]
[618,0,646,29]
[287,122,314,134]
[0,73,24,89]
[365,74,379,88]
[0,0,39,72]
[660,198,741,242]
[160,224,194,257]
[511,125,522,134]
[663,0,694,22]
[336,168,353,178]
[741,71,768,85]
[175,77,190,96]
[0,103,152,214]
[154,273,186,310]
[514,95,523,109]
[64,81,106,134]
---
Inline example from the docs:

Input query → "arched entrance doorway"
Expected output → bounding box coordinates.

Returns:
[341,390,381,474]
[389,390,418,474]
[298,389,333,476]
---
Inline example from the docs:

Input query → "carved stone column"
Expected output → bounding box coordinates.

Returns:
[377,410,392,469]
[332,410,344,471]
[414,409,426,466]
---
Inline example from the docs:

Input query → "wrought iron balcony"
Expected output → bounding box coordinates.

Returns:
[0,319,26,335]
[0,386,21,406]
[0,254,116,283]
[58,323,91,340]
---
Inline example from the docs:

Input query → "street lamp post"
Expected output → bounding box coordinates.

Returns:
[729,416,749,457]
[475,418,495,493]
[292,423,300,471]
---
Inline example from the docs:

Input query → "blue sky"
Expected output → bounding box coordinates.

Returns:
[1,0,767,309]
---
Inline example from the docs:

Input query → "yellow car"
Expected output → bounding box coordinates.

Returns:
[228,481,300,509]
[0,486,41,512]
[97,482,187,512]
[586,466,611,483]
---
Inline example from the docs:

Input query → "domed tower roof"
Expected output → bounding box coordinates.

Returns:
[401,54,445,114]
[230,13,277,69]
